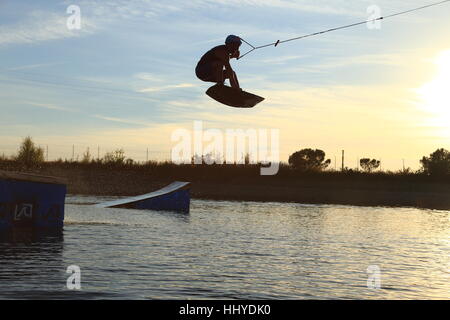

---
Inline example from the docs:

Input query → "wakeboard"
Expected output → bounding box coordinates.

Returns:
[206,84,264,108]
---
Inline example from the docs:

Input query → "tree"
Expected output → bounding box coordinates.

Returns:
[360,158,380,173]
[288,148,331,172]
[420,148,450,176]
[103,148,126,165]
[81,147,92,163]
[16,136,45,168]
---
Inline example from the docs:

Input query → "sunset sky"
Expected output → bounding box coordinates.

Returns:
[1,0,449,170]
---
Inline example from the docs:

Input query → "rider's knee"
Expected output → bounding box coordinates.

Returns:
[223,69,234,78]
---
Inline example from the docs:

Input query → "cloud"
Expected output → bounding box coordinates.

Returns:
[7,62,65,71]
[255,55,310,65]
[265,51,414,78]
[181,0,364,16]
[74,0,363,19]
[319,53,409,68]
[93,115,154,127]
[138,83,196,93]
[25,101,75,112]
[1,0,437,48]
[133,73,166,83]
[0,10,97,46]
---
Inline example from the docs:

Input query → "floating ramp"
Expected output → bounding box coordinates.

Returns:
[95,181,191,213]
[0,170,66,230]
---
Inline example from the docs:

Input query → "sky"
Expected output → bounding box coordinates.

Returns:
[0,0,449,170]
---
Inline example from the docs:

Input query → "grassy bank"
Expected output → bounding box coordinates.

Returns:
[1,159,449,210]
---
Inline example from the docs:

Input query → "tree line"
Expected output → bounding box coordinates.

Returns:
[2,136,449,176]
[288,148,449,176]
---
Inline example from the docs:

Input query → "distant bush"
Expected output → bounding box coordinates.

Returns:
[103,148,126,165]
[360,158,380,173]
[15,136,45,168]
[81,147,92,163]
[288,148,331,172]
[420,148,450,176]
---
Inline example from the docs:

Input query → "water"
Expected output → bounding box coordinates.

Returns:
[0,196,449,299]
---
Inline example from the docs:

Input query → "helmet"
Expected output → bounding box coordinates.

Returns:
[225,35,242,45]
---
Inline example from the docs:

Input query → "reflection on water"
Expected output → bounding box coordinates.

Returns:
[0,228,65,299]
[0,197,449,299]
[0,228,63,244]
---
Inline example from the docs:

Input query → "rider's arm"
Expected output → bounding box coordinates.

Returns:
[230,50,240,59]
[224,60,239,89]
[216,48,240,89]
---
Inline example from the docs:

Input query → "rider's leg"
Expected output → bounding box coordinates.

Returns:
[223,69,239,89]
[232,71,240,89]
[211,61,224,84]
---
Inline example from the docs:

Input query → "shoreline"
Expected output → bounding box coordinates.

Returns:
[189,184,450,210]
[6,165,447,211]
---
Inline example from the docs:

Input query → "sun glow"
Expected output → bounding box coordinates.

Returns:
[416,50,450,134]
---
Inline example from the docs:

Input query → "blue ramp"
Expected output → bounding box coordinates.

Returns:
[95,181,191,213]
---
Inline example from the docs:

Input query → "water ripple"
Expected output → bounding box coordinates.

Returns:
[0,199,449,299]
